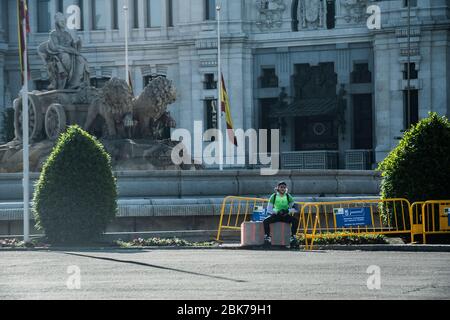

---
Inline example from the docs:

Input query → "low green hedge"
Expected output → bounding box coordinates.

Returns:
[116,237,217,248]
[293,233,388,246]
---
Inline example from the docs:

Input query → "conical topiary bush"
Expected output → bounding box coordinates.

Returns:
[33,125,117,244]
[378,112,450,203]
[377,112,450,234]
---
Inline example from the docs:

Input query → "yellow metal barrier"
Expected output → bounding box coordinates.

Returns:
[410,202,425,242]
[216,196,304,242]
[216,196,268,242]
[420,200,450,244]
[299,199,412,250]
[216,197,450,247]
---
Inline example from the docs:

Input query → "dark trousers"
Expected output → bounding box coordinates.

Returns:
[263,212,299,237]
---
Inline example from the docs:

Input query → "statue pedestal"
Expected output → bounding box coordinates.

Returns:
[0,139,197,173]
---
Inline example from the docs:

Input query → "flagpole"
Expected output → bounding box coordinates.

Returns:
[21,7,30,243]
[124,0,129,86]
[216,4,223,171]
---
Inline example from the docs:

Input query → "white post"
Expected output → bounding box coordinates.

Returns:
[407,0,411,127]
[216,4,223,170]
[22,15,30,243]
[124,0,129,86]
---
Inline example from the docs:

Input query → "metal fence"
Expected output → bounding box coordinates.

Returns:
[299,198,412,249]
[216,196,450,248]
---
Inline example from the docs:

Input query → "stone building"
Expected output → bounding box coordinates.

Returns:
[0,0,449,169]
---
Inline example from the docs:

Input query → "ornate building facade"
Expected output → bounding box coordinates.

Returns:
[0,0,449,169]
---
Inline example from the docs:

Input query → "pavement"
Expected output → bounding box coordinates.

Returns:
[1,248,449,300]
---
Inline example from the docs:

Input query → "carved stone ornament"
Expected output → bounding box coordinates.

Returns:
[255,0,286,30]
[340,0,368,24]
[299,0,324,29]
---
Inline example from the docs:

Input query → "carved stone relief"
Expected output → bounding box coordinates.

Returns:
[256,0,287,30]
[340,0,368,24]
[298,0,324,29]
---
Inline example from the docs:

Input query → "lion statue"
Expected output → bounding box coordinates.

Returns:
[84,78,134,138]
[133,76,177,138]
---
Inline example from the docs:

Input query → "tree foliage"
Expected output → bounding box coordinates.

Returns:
[378,112,450,203]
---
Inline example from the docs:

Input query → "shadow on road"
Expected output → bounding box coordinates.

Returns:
[63,252,247,283]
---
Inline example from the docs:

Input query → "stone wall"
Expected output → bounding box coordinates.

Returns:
[0,169,380,201]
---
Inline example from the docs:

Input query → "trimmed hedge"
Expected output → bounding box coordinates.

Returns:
[293,233,388,246]
[33,125,117,244]
[116,237,216,248]
[377,112,450,203]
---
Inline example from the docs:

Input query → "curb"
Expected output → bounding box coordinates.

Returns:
[1,244,450,252]
[309,244,450,252]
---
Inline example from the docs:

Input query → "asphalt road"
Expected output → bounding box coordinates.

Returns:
[1,249,449,300]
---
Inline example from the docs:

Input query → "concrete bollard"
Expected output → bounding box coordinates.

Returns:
[269,222,291,246]
[241,221,265,246]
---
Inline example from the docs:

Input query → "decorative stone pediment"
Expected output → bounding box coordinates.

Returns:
[256,0,286,30]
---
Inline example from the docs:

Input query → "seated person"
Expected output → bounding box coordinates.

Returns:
[263,181,299,244]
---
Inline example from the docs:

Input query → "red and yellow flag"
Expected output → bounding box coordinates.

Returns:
[17,0,30,84]
[128,70,134,95]
[220,73,238,146]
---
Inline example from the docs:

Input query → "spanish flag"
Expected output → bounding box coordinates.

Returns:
[128,70,134,95]
[220,73,238,146]
[17,0,30,84]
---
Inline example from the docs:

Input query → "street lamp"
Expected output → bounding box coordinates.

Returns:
[124,0,129,86]
[216,4,223,170]
[407,0,411,128]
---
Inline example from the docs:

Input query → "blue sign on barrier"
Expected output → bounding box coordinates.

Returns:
[445,208,450,227]
[252,209,270,222]
[334,207,372,228]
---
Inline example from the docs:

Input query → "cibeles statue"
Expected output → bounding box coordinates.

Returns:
[37,12,90,90]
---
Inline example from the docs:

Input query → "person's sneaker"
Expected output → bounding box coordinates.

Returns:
[290,236,297,244]
[264,235,271,244]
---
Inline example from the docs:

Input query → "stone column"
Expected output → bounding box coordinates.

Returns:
[336,44,351,168]
[161,0,168,38]
[118,0,128,38]
[177,45,194,144]
[0,52,5,113]
[138,0,145,38]
[429,30,448,117]
[373,35,392,164]
[82,0,91,43]
[275,48,292,152]
[178,0,189,24]
[28,0,38,37]
[49,0,56,31]
[0,0,5,42]
[105,0,113,41]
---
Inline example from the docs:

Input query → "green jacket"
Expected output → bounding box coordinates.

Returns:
[267,192,294,214]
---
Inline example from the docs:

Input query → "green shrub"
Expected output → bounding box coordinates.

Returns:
[377,112,450,203]
[293,233,388,246]
[115,237,216,247]
[377,113,450,231]
[33,125,117,244]
[1,108,15,143]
